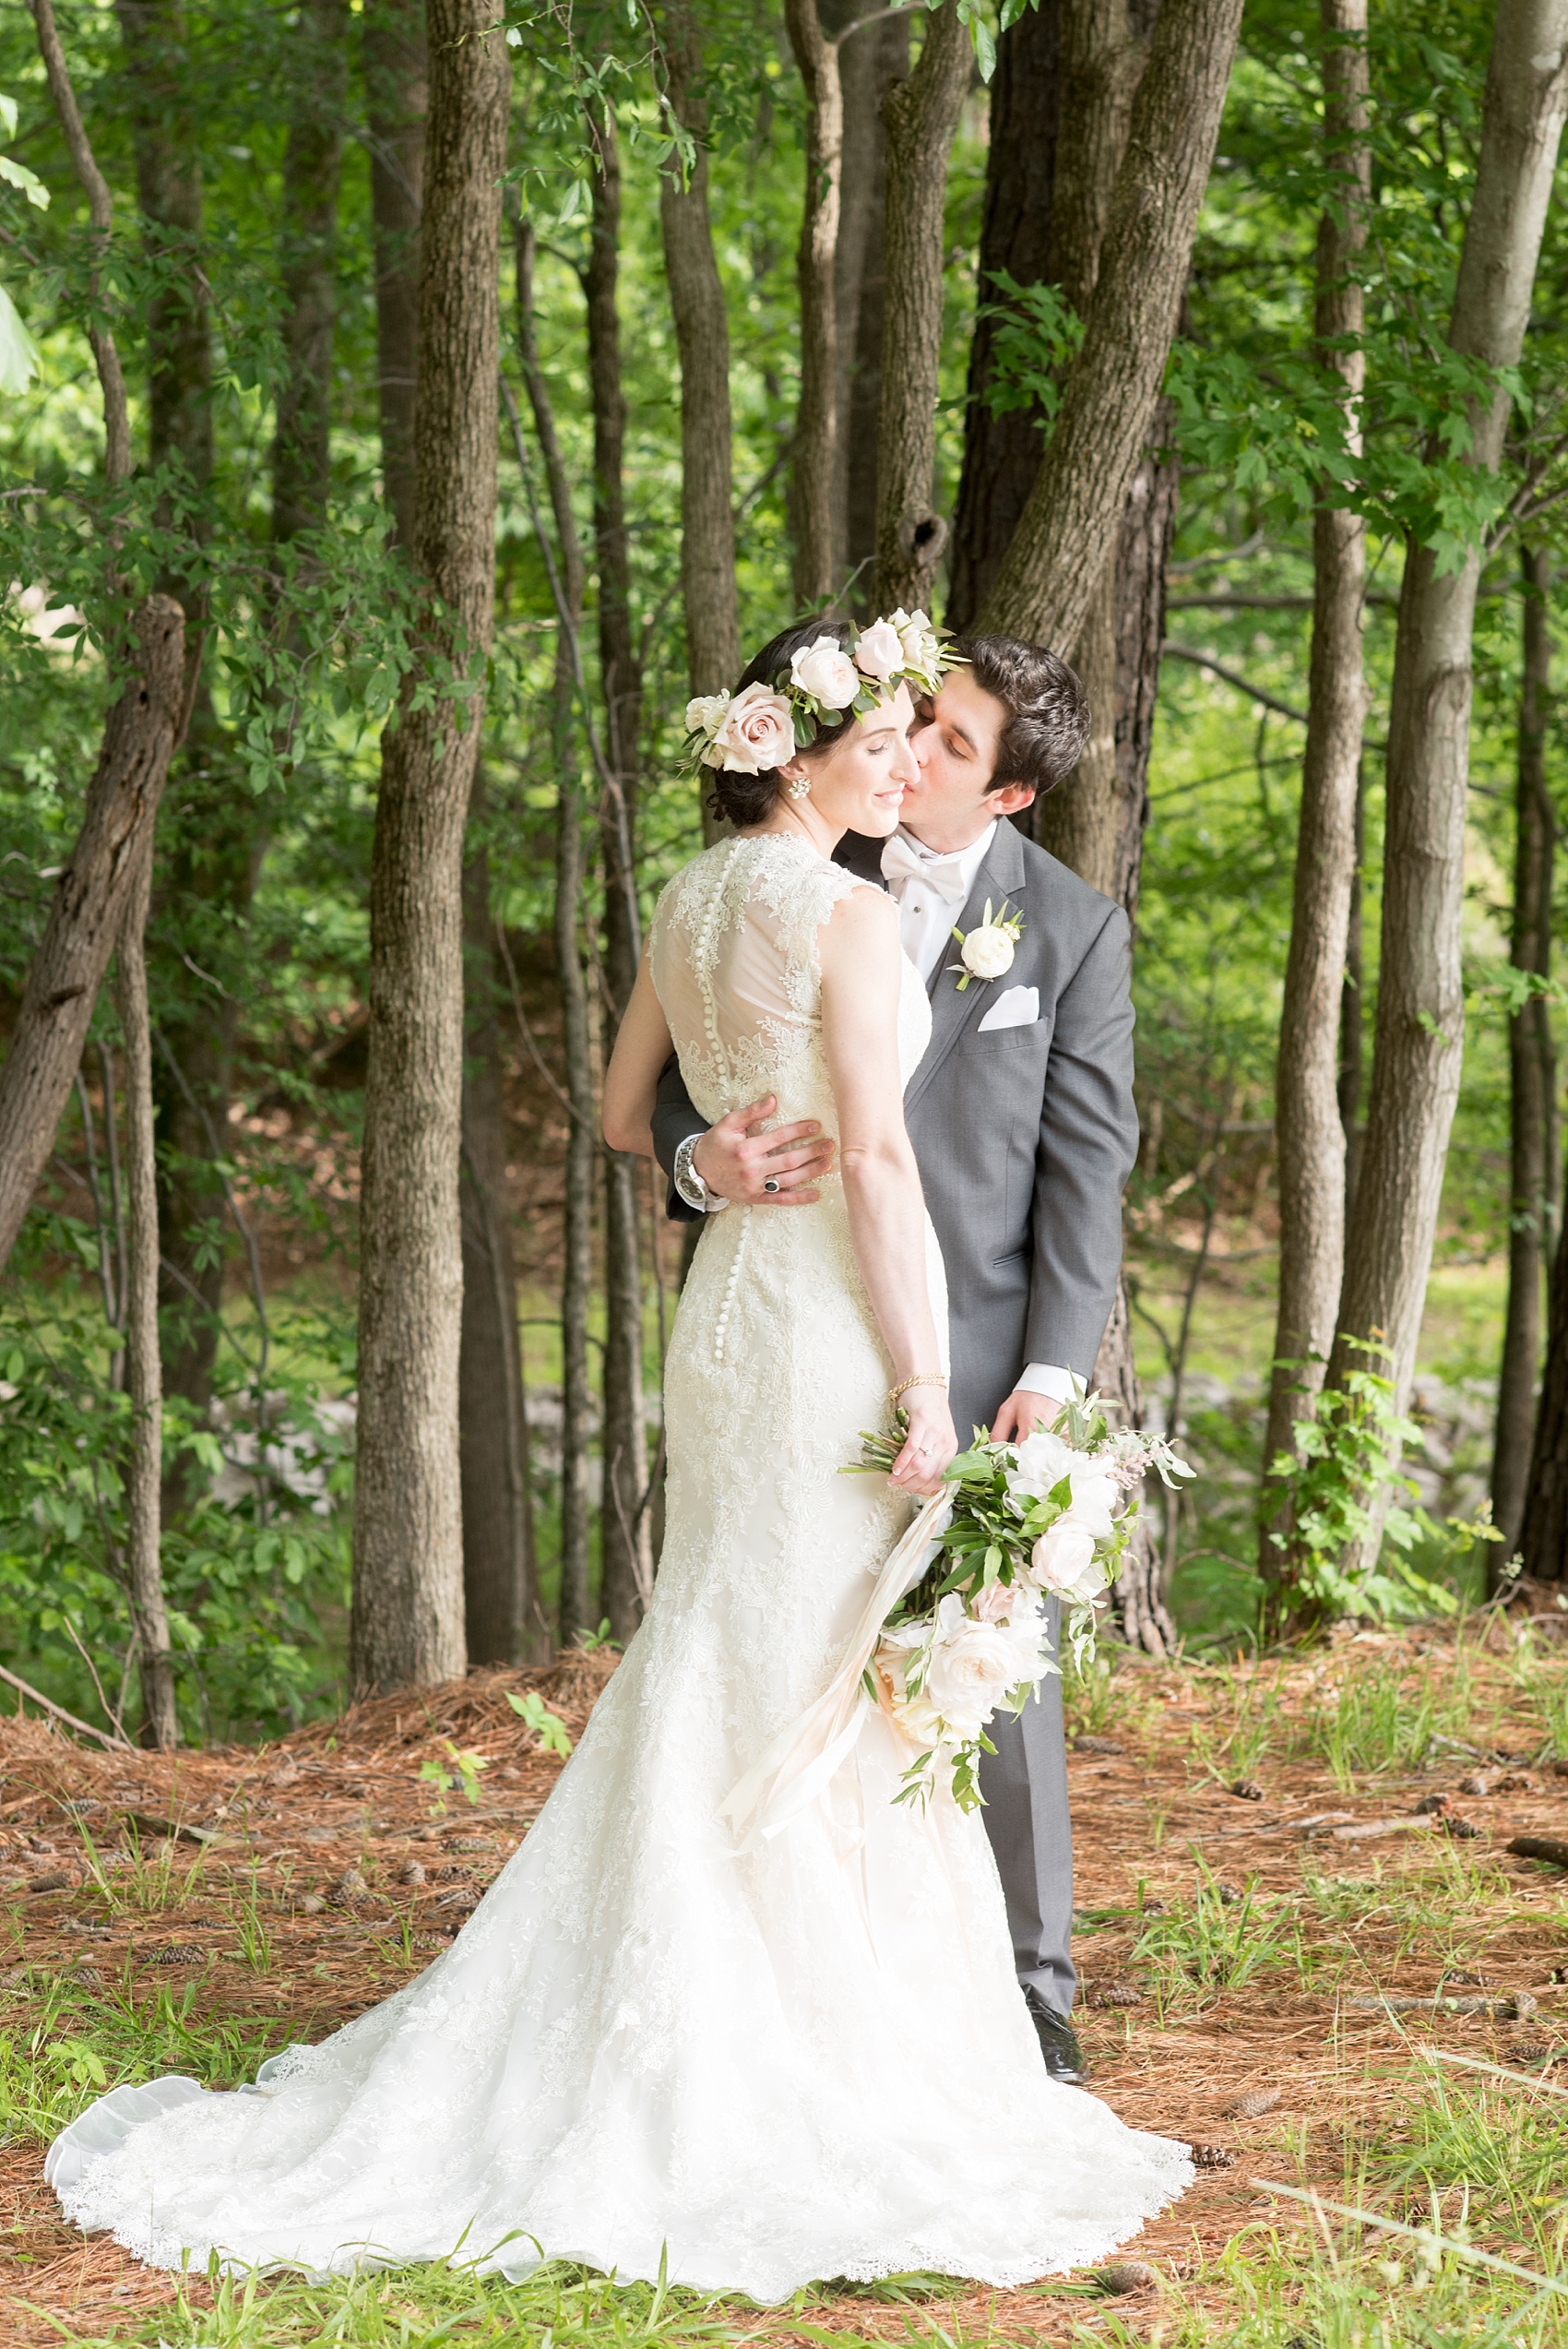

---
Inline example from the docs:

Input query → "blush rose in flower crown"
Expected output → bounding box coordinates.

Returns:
[846,1383,1194,1812]
[683,609,961,772]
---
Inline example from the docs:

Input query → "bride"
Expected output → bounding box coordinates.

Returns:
[46,617,1191,2300]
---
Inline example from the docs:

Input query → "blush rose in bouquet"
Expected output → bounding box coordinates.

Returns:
[847,1383,1194,1812]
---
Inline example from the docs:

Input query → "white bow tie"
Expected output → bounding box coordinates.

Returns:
[880,834,972,904]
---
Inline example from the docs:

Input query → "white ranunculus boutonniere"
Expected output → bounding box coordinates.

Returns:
[949,898,1025,992]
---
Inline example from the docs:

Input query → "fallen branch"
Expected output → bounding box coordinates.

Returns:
[0,1662,132,1750]
[1508,1833,1568,1869]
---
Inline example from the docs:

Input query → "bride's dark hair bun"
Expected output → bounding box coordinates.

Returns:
[705,618,860,829]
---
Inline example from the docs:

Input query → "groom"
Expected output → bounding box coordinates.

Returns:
[651,635,1137,2085]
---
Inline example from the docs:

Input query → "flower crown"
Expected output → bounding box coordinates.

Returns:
[683,609,964,776]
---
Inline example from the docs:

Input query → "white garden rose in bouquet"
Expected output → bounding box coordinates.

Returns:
[849,1383,1193,1812]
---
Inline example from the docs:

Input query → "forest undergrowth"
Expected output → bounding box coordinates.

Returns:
[0,1616,1566,2344]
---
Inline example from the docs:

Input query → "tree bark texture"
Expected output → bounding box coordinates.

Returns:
[947,0,1060,635]
[272,0,349,547]
[873,1,971,617]
[658,0,740,708]
[116,0,245,1466]
[1492,546,1556,1556]
[458,829,536,1663]
[0,598,185,1273]
[1327,9,1568,1467]
[833,7,908,602]
[1338,756,1366,1219]
[362,0,426,547]
[350,0,509,1697]
[555,786,597,1646]
[113,841,178,1747]
[1260,0,1370,1580]
[585,112,653,1642]
[517,221,597,1645]
[1030,0,1161,904]
[115,0,211,507]
[785,0,843,607]
[978,0,1243,651]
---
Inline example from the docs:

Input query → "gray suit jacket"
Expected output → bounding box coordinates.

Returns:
[651,818,1137,1442]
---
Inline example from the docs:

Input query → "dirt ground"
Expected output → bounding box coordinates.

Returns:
[1,1628,1564,2344]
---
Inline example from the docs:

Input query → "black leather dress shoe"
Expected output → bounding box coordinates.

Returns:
[1023,1986,1089,2083]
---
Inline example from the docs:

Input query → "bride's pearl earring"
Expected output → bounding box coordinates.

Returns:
[784,769,812,803]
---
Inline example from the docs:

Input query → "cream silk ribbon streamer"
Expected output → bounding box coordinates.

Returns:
[717,1489,955,1851]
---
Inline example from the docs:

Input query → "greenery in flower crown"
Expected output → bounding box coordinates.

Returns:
[682,610,968,775]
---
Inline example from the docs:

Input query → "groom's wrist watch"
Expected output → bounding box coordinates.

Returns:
[673,1133,730,1214]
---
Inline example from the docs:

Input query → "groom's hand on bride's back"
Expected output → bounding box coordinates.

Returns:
[694,1094,837,1205]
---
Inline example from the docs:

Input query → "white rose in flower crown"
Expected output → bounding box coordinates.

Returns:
[922,1595,1025,1738]
[790,636,861,710]
[960,925,1016,984]
[685,691,731,736]
[890,606,941,683]
[713,681,796,774]
[1028,1520,1111,1607]
[853,617,905,683]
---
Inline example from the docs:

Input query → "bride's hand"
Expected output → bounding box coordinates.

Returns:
[888,1388,957,1498]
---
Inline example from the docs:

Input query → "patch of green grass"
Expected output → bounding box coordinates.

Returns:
[1130,1856,1298,2009]
[0,1971,301,2142]
[1291,1646,1494,1789]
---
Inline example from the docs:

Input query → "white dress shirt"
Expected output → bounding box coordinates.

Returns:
[881,819,997,984]
[879,820,1070,1413]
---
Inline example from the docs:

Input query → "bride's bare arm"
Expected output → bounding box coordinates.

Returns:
[603,956,675,1156]
[819,888,956,1497]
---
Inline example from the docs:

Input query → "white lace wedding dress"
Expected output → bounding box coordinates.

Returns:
[47,831,1191,2299]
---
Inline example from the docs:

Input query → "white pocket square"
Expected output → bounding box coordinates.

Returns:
[977,984,1039,1033]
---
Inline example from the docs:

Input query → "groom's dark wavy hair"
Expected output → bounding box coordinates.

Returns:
[949,636,1091,800]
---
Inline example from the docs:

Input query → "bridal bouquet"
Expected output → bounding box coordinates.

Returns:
[847,1388,1193,1812]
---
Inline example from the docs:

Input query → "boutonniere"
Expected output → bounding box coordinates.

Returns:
[948,899,1024,992]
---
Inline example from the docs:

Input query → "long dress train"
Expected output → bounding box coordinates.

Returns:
[46,830,1192,2300]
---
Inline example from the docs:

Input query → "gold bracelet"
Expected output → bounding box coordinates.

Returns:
[888,1372,948,1410]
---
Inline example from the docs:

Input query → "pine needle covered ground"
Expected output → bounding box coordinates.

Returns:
[1,1619,1566,2346]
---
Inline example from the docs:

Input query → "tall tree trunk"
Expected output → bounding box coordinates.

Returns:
[30,0,179,1734]
[115,0,210,507]
[978,0,1243,650]
[873,0,971,617]
[1259,0,1370,1594]
[11,10,176,1329]
[116,0,236,1461]
[1326,9,1568,1500]
[998,0,1175,1647]
[785,0,843,606]
[272,0,349,547]
[1493,545,1556,1556]
[586,109,652,1640]
[947,0,1060,635]
[362,0,426,546]
[1338,756,1367,1217]
[1081,438,1178,1655]
[658,0,740,722]
[350,0,509,1696]
[458,815,535,1663]
[515,221,597,1646]
[0,600,186,1270]
[115,840,178,1747]
[832,7,907,602]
